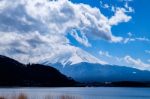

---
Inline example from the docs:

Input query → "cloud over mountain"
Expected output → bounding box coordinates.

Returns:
[99,50,150,70]
[0,0,131,63]
[124,56,150,70]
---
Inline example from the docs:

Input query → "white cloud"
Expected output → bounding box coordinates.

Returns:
[0,31,70,63]
[98,50,150,70]
[0,0,127,43]
[123,32,150,43]
[123,38,135,43]
[111,6,115,12]
[124,2,134,12]
[145,50,150,54]
[0,0,132,63]
[99,50,111,58]
[23,0,124,42]
[118,0,133,2]
[109,8,132,26]
[136,37,150,42]
[123,37,150,43]
[98,50,124,65]
[103,4,109,9]
[70,30,91,47]
[99,1,110,9]
[0,31,106,64]
[127,32,132,37]
[124,55,150,70]
[100,0,134,13]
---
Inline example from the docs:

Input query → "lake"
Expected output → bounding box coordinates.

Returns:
[0,87,150,99]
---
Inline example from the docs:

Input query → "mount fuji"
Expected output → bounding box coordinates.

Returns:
[41,45,106,66]
[41,46,150,83]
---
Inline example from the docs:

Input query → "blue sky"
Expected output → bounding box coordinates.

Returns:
[0,0,149,70]
[69,0,150,67]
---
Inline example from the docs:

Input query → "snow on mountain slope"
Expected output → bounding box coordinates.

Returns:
[41,45,106,66]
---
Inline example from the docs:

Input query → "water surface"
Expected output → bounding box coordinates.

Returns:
[0,87,150,99]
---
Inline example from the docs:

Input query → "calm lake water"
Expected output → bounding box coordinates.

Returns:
[0,87,150,99]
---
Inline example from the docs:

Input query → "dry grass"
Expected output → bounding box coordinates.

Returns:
[0,96,5,99]
[17,93,27,99]
[0,93,82,99]
[45,94,82,99]
[60,95,81,99]
[0,93,28,99]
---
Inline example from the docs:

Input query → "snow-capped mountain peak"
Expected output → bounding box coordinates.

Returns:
[41,45,106,66]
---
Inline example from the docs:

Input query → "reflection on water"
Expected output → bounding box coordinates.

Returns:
[0,87,150,99]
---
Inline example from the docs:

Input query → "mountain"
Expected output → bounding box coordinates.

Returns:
[0,55,76,87]
[1,55,150,87]
[44,62,150,83]
[40,46,150,83]
[41,46,106,66]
